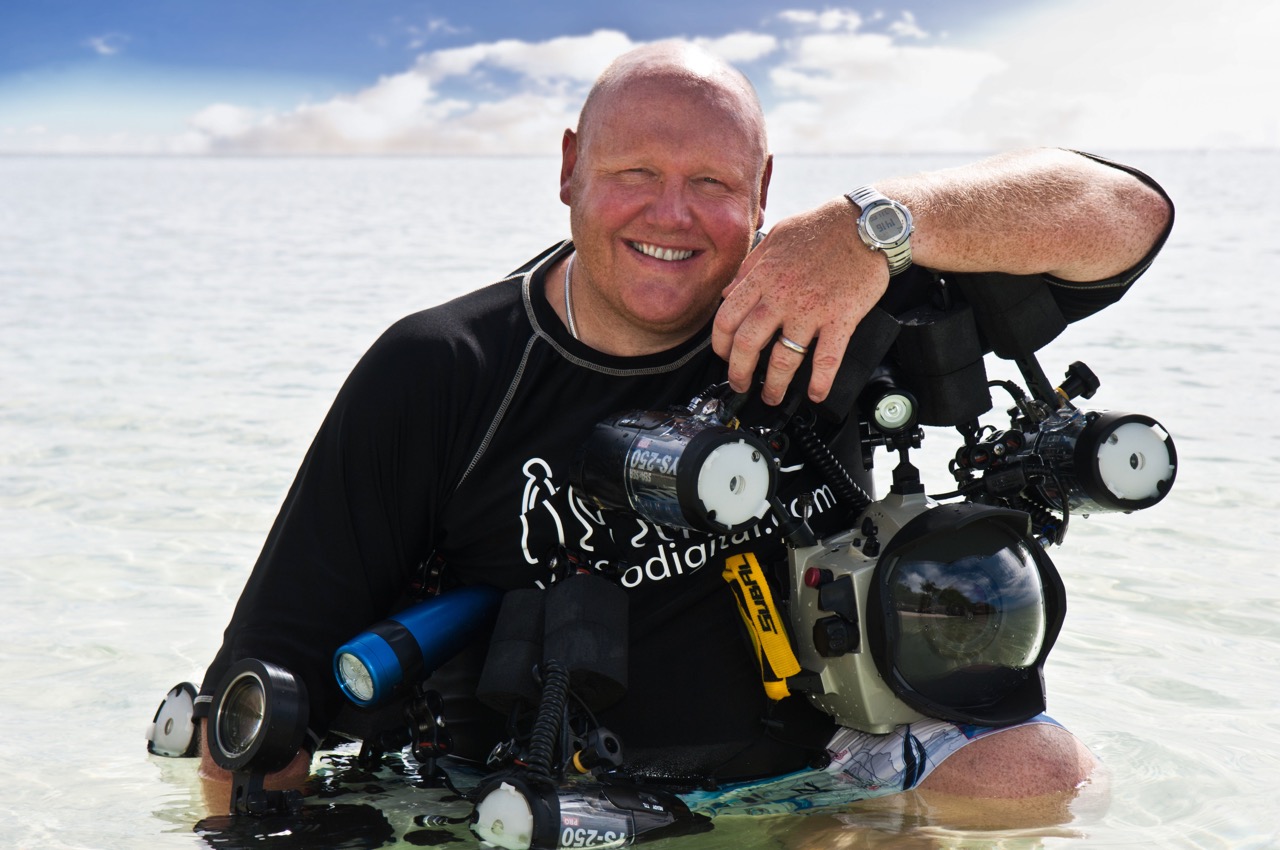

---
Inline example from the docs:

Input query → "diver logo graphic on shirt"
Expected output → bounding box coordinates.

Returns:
[519,457,564,564]
[514,456,838,590]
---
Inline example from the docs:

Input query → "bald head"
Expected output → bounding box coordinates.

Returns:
[555,41,774,354]
[577,42,769,165]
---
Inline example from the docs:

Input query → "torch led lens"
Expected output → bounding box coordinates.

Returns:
[336,651,376,704]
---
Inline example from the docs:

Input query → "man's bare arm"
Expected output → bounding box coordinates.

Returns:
[712,148,1172,406]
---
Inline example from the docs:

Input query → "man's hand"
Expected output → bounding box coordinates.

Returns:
[713,198,889,406]
[712,149,1172,407]
[197,725,313,813]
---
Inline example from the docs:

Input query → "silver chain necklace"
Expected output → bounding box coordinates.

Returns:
[563,252,579,340]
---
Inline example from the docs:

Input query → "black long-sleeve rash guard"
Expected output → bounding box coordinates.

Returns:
[203,241,849,778]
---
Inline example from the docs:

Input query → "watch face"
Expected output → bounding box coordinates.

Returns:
[866,204,908,245]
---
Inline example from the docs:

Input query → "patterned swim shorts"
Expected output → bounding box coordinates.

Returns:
[677,714,1061,817]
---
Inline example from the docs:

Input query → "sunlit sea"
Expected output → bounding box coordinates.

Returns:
[2,151,1278,849]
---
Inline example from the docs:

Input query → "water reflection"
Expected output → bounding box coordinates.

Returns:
[174,745,1113,850]
[194,804,395,849]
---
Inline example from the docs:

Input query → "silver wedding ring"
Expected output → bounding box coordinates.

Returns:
[778,335,809,356]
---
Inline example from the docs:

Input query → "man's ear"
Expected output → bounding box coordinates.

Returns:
[559,129,578,206]
[755,153,773,231]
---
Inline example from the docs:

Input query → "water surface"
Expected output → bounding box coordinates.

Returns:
[1,152,1277,848]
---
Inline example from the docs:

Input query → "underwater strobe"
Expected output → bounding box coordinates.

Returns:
[967,407,1177,517]
[146,682,200,758]
[572,393,776,534]
[472,775,703,850]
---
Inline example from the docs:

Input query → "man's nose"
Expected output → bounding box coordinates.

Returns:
[644,178,694,230]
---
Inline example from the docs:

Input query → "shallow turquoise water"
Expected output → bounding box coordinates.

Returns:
[1,152,1277,848]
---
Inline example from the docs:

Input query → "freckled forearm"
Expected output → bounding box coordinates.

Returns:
[873,148,1171,282]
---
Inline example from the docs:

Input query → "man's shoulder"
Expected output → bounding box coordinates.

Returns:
[389,278,525,342]
[333,271,539,417]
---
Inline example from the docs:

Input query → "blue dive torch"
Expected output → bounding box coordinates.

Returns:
[334,585,503,707]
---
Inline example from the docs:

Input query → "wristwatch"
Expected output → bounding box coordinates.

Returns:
[846,186,914,276]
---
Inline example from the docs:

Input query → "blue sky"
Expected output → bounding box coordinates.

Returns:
[1,0,1275,154]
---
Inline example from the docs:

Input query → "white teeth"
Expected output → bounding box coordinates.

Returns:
[631,242,693,262]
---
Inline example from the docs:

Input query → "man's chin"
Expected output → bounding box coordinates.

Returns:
[629,296,718,330]
[598,303,714,353]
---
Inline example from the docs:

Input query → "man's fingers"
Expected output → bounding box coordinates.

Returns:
[803,324,856,404]
[716,266,793,392]
[712,272,763,362]
[712,198,892,406]
[723,237,767,297]
[759,332,814,406]
[722,306,782,392]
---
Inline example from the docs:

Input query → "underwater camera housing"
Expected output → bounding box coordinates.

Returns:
[788,491,1067,733]
[572,284,1176,734]
[793,365,1173,731]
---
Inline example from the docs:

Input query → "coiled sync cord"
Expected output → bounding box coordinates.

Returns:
[789,415,873,517]
[526,661,570,780]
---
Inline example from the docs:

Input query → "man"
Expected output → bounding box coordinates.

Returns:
[198,41,1172,810]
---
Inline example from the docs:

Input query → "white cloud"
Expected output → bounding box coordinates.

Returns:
[84,33,129,57]
[11,3,1276,155]
[191,32,637,155]
[416,30,634,86]
[777,9,863,32]
[961,0,1280,150]
[763,19,1007,153]
[694,32,779,64]
[763,0,1279,152]
[405,17,463,50]
[188,103,256,138]
[888,11,928,40]
[200,72,477,154]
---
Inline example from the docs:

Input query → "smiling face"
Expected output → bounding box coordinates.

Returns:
[559,49,771,354]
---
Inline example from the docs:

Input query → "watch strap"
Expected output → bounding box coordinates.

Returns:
[846,186,914,276]
[845,185,887,210]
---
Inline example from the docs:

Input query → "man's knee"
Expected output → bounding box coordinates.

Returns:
[918,722,1097,798]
